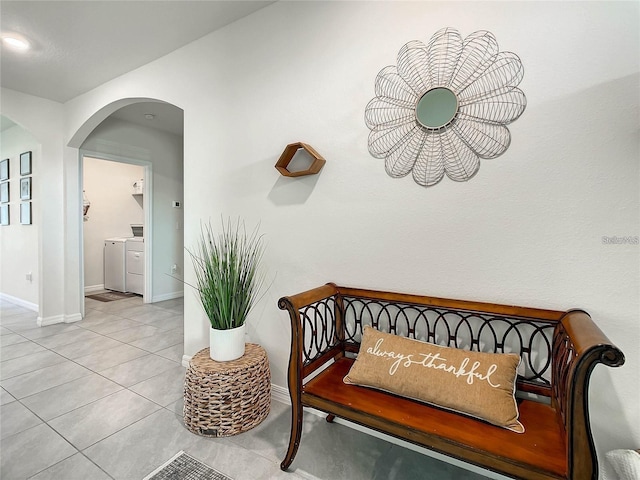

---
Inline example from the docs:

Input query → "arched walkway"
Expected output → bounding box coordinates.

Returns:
[68,97,184,317]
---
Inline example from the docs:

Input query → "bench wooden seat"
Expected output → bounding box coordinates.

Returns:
[278,284,625,480]
[305,357,566,479]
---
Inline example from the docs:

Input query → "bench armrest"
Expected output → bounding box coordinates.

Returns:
[553,309,625,479]
[560,310,625,366]
[278,283,338,312]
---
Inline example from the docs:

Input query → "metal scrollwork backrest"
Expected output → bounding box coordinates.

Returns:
[342,296,555,388]
[299,295,338,365]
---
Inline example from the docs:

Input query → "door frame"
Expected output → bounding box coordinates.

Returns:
[79,149,153,316]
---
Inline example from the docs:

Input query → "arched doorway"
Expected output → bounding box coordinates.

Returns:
[68,98,184,317]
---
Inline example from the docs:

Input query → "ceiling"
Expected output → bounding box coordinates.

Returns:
[0,1,274,103]
[110,101,185,137]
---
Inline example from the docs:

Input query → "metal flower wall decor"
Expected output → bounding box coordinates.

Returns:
[365,28,526,187]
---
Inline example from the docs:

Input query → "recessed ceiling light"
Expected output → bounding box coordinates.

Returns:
[2,34,30,51]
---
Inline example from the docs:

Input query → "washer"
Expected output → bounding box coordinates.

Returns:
[104,237,127,292]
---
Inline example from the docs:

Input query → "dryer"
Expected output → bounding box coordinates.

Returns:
[125,237,144,295]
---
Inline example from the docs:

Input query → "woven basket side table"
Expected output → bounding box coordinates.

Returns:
[184,343,271,437]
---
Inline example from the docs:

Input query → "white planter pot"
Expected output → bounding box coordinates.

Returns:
[209,323,245,362]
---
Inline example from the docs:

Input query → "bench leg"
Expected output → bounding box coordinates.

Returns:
[281,401,303,471]
[326,414,335,423]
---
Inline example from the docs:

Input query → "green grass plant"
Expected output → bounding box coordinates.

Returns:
[187,218,266,330]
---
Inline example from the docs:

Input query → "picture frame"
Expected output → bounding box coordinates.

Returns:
[0,181,8,203]
[0,158,8,181]
[0,204,8,226]
[20,151,32,176]
[20,202,31,225]
[20,177,31,200]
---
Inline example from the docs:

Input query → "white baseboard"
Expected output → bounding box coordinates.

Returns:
[35,312,83,326]
[37,314,65,326]
[0,292,81,326]
[0,292,38,312]
[182,354,192,368]
[271,383,291,405]
[65,313,83,323]
[84,284,104,294]
[152,291,184,303]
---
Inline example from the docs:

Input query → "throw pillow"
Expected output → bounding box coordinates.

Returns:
[343,326,524,433]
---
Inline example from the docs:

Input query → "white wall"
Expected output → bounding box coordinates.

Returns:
[0,89,72,325]
[4,1,637,475]
[83,157,144,290]
[0,124,39,309]
[81,116,184,301]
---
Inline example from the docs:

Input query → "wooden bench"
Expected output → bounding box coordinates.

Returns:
[278,284,625,479]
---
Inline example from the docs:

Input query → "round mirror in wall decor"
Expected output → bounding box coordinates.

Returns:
[365,28,527,187]
[415,87,459,129]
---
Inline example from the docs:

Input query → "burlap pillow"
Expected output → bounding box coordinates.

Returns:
[344,326,524,433]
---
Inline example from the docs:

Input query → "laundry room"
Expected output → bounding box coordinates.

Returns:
[83,156,145,297]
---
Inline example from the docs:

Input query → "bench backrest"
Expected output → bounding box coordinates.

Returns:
[296,286,567,399]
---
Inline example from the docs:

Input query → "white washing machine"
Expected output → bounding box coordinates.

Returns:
[126,237,145,295]
[104,238,127,292]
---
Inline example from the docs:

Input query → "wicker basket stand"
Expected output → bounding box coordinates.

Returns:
[184,343,271,437]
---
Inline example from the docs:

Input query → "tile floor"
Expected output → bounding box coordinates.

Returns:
[0,296,490,480]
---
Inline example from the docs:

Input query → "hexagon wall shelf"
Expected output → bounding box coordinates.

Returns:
[275,142,326,177]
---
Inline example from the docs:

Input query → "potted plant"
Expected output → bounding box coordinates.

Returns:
[188,218,266,361]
